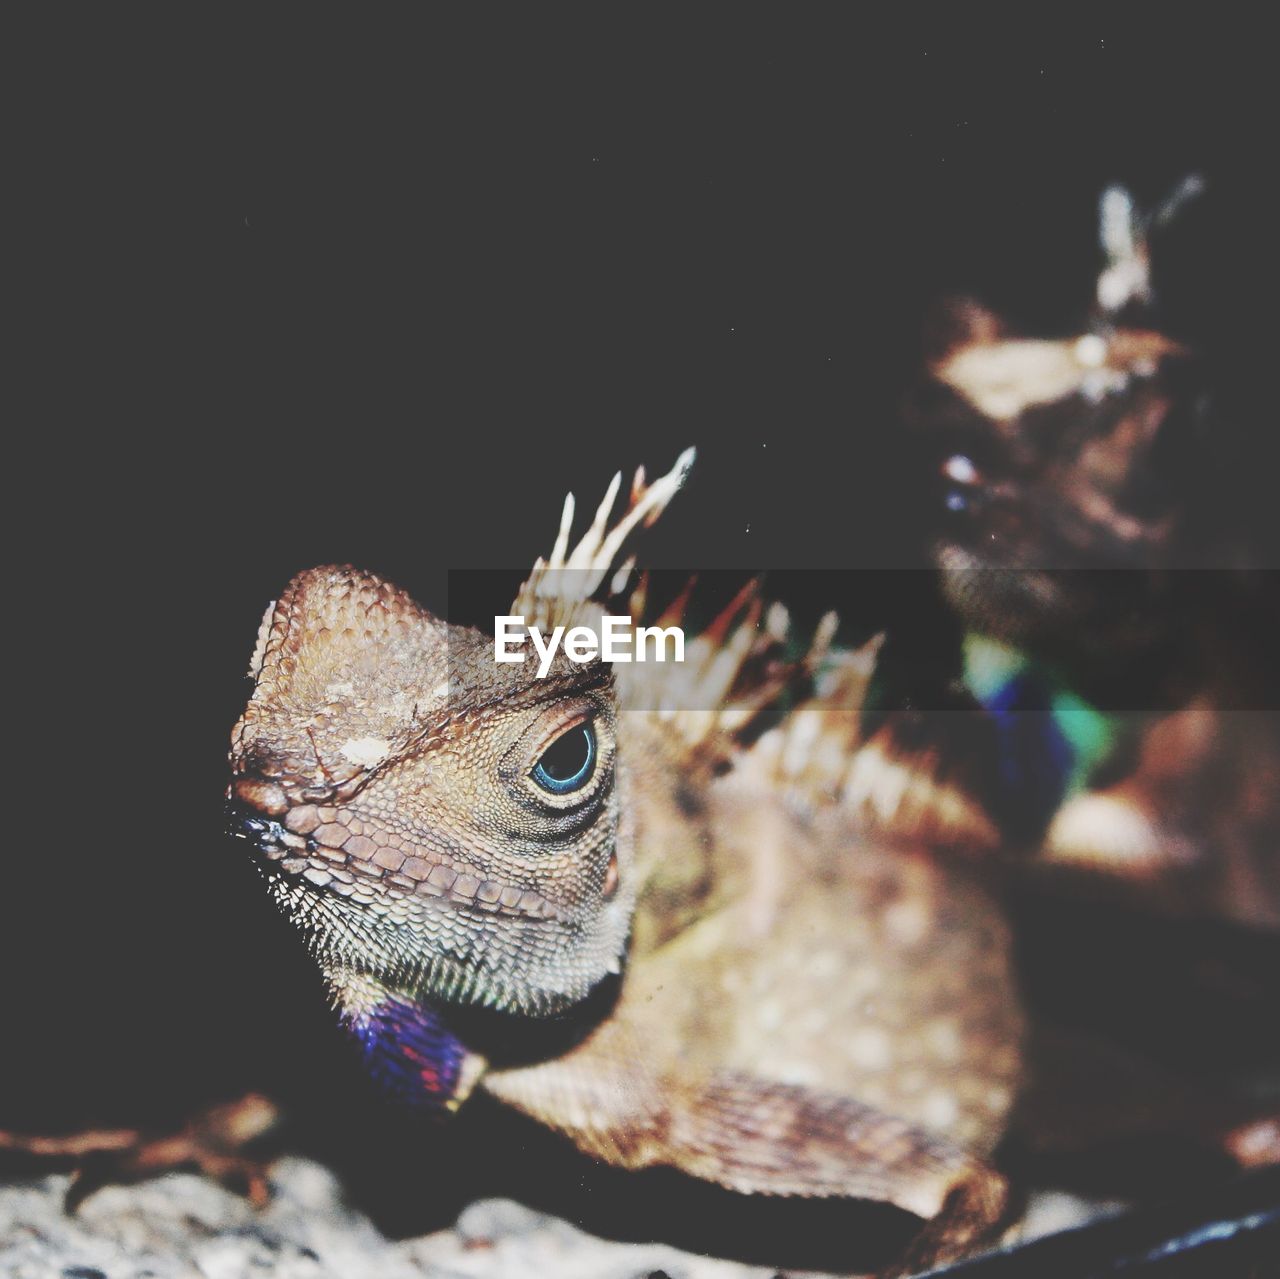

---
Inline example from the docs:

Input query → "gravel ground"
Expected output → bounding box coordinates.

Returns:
[0,1158,789,1279]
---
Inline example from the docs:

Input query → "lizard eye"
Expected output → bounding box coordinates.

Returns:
[942,453,981,486]
[531,722,596,795]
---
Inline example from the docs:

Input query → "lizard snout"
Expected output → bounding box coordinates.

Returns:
[224,790,287,852]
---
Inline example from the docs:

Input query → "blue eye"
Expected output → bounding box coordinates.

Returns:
[531,723,596,795]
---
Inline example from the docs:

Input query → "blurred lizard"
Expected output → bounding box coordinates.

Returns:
[902,179,1280,930]
[225,449,1024,1274]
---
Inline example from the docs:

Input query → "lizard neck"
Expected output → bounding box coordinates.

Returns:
[618,714,724,958]
[962,632,1118,837]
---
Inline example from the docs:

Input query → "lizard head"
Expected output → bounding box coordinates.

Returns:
[906,183,1217,667]
[228,565,630,1017]
[913,318,1198,655]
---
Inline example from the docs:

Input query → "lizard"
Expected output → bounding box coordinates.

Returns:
[901,179,1280,930]
[226,448,1025,1276]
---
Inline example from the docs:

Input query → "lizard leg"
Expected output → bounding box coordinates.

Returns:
[880,1170,1011,1276]
[0,1094,280,1211]
[483,1052,1011,1272]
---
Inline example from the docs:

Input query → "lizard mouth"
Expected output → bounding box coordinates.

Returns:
[225,792,571,925]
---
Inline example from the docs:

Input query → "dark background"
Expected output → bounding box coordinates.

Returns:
[2,5,1276,1251]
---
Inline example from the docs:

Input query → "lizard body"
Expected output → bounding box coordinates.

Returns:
[229,452,1022,1272]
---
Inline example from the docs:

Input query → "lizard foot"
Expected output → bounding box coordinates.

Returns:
[879,1166,1013,1277]
[0,1093,280,1211]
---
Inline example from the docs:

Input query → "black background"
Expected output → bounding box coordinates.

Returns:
[2,5,1276,1253]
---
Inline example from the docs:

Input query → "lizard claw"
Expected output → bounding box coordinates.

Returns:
[0,1093,281,1212]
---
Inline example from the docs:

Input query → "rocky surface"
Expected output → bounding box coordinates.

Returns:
[0,1157,785,1279]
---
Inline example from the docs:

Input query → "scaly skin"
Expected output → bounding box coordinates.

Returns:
[228,453,1023,1273]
